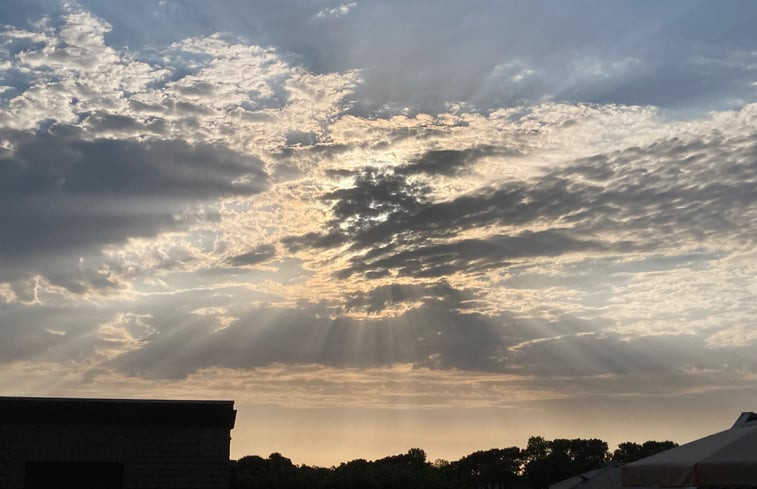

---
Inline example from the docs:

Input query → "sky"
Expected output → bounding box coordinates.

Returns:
[1,0,757,466]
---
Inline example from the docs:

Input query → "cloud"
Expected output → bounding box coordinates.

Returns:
[315,2,357,19]
[339,230,610,279]
[343,281,474,315]
[103,289,514,378]
[0,5,358,295]
[0,4,359,145]
[1,1,756,420]
[9,276,755,387]
[7,1,755,115]
[284,104,757,287]
[227,244,277,266]
[95,313,158,360]
[283,167,611,278]
[395,146,509,176]
[0,128,267,290]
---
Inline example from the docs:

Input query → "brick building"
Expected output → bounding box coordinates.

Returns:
[0,396,236,489]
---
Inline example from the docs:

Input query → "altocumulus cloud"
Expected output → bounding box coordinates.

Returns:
[284,110,757,284]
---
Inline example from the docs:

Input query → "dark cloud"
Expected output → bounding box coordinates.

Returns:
[0,301,115,364]
[93,282,757,379]
[502,251,721,293]
[340,230,608,279]
[510,330,757,380]
[284,168,601,258]
[106,288,515,378]
[84,112,167,135]
[1,126,266,204]
[555,135,757,243]
[282,168,431,252]
[284,130,318,147]
[6,282,757,382]
[343,281,477,314]
[0,126,268,288]
[285,128,757,280]
[4,258,756,383]
[227,244,277,266]
[0,279,573,377]
[283,168,613,278]
[395,146,510,176]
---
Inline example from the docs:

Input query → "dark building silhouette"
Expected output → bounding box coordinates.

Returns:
[0,396,236,489]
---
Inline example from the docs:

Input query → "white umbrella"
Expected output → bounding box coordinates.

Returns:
[622,412,757,487]
[549,464,662,489]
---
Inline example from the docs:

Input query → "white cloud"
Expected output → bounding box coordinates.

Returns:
[95,313,157,360]
[705,325,757,349]
[316,2,357,19]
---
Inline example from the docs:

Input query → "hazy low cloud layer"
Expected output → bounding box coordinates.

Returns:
[1,2,757,434]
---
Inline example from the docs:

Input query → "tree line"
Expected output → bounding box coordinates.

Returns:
[231,437,677,489]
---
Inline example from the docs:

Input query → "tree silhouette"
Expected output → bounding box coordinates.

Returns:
[232,437,676,489]
[612,440,678,464]
[445,447,522,489]
[522,437,609,488]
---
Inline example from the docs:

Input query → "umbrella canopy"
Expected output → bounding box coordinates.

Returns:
[549,464,663,489]
[622,412,757,487]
